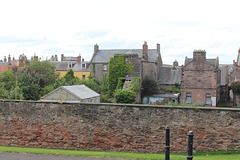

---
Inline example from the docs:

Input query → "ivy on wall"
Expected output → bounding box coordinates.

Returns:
[231,81,240,95]
[108,54,134,94]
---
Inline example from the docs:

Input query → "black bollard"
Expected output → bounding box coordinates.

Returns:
[165,125,170,160]
[186,131,194,160]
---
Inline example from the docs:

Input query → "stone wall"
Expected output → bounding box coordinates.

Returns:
[0,100,240,153]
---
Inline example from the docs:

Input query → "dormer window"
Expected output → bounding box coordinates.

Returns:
[68,63,72,68]
[103,65,107,71]
[82,63,86,68]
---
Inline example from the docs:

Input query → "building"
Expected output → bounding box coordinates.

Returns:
[181,50,221,106]
[40,85,100,103]
[90,41,162,82]
[158,60,182,93]
[0,55,19,73]
[51,54,90,80]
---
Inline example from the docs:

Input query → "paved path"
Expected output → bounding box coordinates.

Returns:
[0,152,127,160]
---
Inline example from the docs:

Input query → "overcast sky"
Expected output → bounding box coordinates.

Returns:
[0,0,240,65]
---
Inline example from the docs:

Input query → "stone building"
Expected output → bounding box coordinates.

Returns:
[181,50,221,106]
[89,41,162,82]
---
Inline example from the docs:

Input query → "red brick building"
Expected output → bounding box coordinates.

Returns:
[181,50,221,106]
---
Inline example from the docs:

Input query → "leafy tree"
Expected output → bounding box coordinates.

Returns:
[0,69,16,90]
[129,77,142,92]
[18,60,56,100]
[231,82,240,95]
[114,89,136,104]
[108,54,134,94]
[142,76,158,96]
[165,83,181,93]
[7,86,24,100]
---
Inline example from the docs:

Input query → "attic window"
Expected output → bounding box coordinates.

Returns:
[82,63,86,68]
[69,63,72,68]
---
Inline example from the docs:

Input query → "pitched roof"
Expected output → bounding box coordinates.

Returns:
[51,61,76,71]
[159,67,182,85]
[72,62,90,72]
[62,85,99,99]
[0,65,10,73]
[91,49,158,63]
[185,58,218,68]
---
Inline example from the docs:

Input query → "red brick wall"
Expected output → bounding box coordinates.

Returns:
[0,100,240,153]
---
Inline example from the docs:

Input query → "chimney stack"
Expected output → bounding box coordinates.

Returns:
[61,54,64,61]
[142,41,148,60]
[4,56,7,62]
[157,43,160,53]
[77,55,81,62]
[82,58,84,62]
[193,50,206,61]
[8,55,11,65]
[94,44,99,53]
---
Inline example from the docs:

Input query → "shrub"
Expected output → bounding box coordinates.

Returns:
[115,89,136,104]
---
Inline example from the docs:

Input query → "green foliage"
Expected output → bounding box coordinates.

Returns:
[0,69,16,90]
[114,89,136,104]
[92,63,95,73]
[7,86,24,100]
[129,77,142,92]
[165,83,181,93]
[142,76,158,96]
[18,60,56,100]
[100,74,108,94]
[231,82,240,95]
[116,77,125,90]
[108,54,134,94]
[100,94,112,103]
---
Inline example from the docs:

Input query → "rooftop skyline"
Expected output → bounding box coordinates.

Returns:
[0,0,239,65]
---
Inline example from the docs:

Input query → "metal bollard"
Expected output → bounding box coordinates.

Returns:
[186,131,194,160]
[165,125,170,160]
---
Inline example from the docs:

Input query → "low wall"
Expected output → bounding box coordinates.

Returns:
[0,100,240,153]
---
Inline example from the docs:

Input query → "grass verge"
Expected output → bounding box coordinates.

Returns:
[0,146,240,160]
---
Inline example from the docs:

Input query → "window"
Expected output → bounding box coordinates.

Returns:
[68,64,72,68]
[206,94,211,105]
[82,63,86,68]
[82,75,86,79]
[103,65,107,71]
[186,93,191,104]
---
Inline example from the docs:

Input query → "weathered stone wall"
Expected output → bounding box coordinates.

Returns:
[0,100,240,153]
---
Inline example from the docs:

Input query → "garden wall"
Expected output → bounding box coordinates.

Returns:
[0,100,240,153]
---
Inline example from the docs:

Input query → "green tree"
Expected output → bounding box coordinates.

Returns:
[100,74,108,94]
[165,83,181,93]
[142,76,158,96]
[108,54,134,94]
[19,60,57,100]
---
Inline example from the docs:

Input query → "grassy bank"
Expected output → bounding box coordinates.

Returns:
[0,146,240,160]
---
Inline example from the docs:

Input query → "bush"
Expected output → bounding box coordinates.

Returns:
[114,89,136,104]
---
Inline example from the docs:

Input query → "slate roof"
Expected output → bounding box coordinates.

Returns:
[185,58,218,68]
[72,62,90,72]
[159,67,182,85]
[91,49,158,63]
[51,61,76,71]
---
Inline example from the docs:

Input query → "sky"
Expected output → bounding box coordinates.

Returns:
[0,0,240,65]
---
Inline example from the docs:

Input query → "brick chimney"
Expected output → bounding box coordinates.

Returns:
[82,58,84,62]
[94,44,99,53]
[61,54,64,61]
[8,55,11,65]
[4,56,7,62]
[142,41,148,60]
[77,55,81,62]
[193,50,206,61]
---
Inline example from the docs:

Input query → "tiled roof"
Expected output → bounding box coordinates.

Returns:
[0,65,10,73]
[159,67,182,85]
[91,49,158,63]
